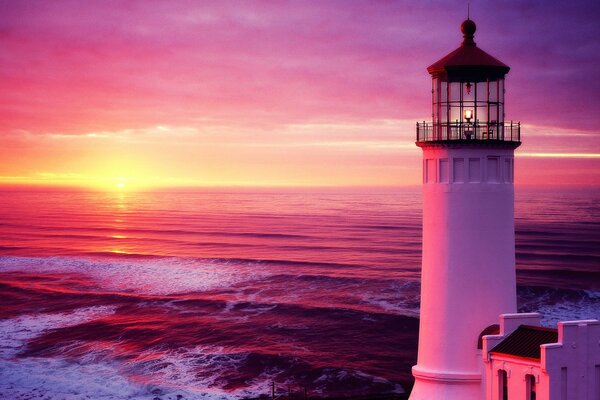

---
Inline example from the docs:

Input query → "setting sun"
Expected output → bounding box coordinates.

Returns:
[0,2,598,189]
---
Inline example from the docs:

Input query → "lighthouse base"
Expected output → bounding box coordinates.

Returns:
[408,366,481,400]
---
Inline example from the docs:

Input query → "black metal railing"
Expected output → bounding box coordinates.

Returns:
[416,121,520,143]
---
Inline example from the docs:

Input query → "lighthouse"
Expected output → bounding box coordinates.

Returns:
[409,19,521,400]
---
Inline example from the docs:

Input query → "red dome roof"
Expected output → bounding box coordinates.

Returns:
[427,19,510,81]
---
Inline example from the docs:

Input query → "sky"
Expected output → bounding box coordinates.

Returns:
[1,0,599,190]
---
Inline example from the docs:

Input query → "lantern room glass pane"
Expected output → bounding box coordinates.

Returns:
[440,81,448,103]
[489,80,499,103]
[489,104,499,123]
[463,82,474,102]
[476,81,487,102]
[450,105,461,123]
[440,108,448,124]
[439,81,449,128]
[476,104,488,125]
[449,82,461,102]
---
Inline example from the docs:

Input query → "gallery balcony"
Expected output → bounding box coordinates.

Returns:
[416,121,521,146]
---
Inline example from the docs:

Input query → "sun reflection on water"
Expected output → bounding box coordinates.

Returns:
[110,249,129,254]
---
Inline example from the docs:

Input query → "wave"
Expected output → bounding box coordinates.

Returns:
[0,307,238,400]
[517,269,600,291]
[517,286,600,327]
[2,222,316,240]
[0,255,422,326]
[2,255,597,321]
[0,302,415,399]
[0,256,270,297]
[1,253,598,400]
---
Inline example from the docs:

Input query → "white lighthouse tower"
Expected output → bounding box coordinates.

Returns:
[409,19,521,400]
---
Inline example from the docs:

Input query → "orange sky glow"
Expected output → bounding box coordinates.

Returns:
[1,1,599,190]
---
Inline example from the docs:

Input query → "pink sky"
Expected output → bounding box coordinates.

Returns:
[1,0,599,189]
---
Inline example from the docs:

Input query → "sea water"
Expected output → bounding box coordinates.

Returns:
[0,188,598,399]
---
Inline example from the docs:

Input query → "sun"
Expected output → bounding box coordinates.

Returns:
[116,182,126,189]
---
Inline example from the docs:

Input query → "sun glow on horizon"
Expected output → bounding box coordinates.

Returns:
[1,2,599,189]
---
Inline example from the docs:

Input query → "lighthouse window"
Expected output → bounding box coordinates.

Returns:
[440,80,448,103]
[489,80,499,102]
[561,367,568,400]
[526,374,536,400]
[477,105,488,126]
[433,78,441,104]
[476,81,487,102]
[499,370,508,400]
[469,158,481,182]
[504,159,513,183]
[489,105,499,131]
[453,158,465,183]
[450,105,462,125]
[596,365,600,399]
[463,81,475,102]
[425,159,436,183]
[487,157,499,183]
[439,159,449,183]
[449,82,461,102]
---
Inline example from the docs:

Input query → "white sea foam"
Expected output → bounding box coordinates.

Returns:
[0,307,256,399]
[0,357,154,400]
[0,355,245,400]
[361,280,421,317]
[536,290,600,327]
[0,255,265,295]
[129,345,269,398]
[0,307,148,400]
[518,287,600,327]
[0,306,116,358]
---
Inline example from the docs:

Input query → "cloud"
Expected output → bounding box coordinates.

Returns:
[0,1,599,187]
[3,1,598,134]
[519,153,600,159]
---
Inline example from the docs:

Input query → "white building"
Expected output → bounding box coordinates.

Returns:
[409,18,600,400]
[482,313,600,400]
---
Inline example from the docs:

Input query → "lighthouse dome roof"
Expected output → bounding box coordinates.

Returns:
[427,19,510,81]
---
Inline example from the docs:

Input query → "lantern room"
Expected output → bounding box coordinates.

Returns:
[416,19,520,144]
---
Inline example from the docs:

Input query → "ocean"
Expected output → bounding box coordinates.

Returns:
[0,187,598,399]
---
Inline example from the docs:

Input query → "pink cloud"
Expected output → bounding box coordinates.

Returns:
[0,0,599,187]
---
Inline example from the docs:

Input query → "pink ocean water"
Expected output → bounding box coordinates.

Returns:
[0,187,598,399]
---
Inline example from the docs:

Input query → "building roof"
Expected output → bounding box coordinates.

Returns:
[427,19,510,81]
[490,325,558,360]
[477,324,501,349]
